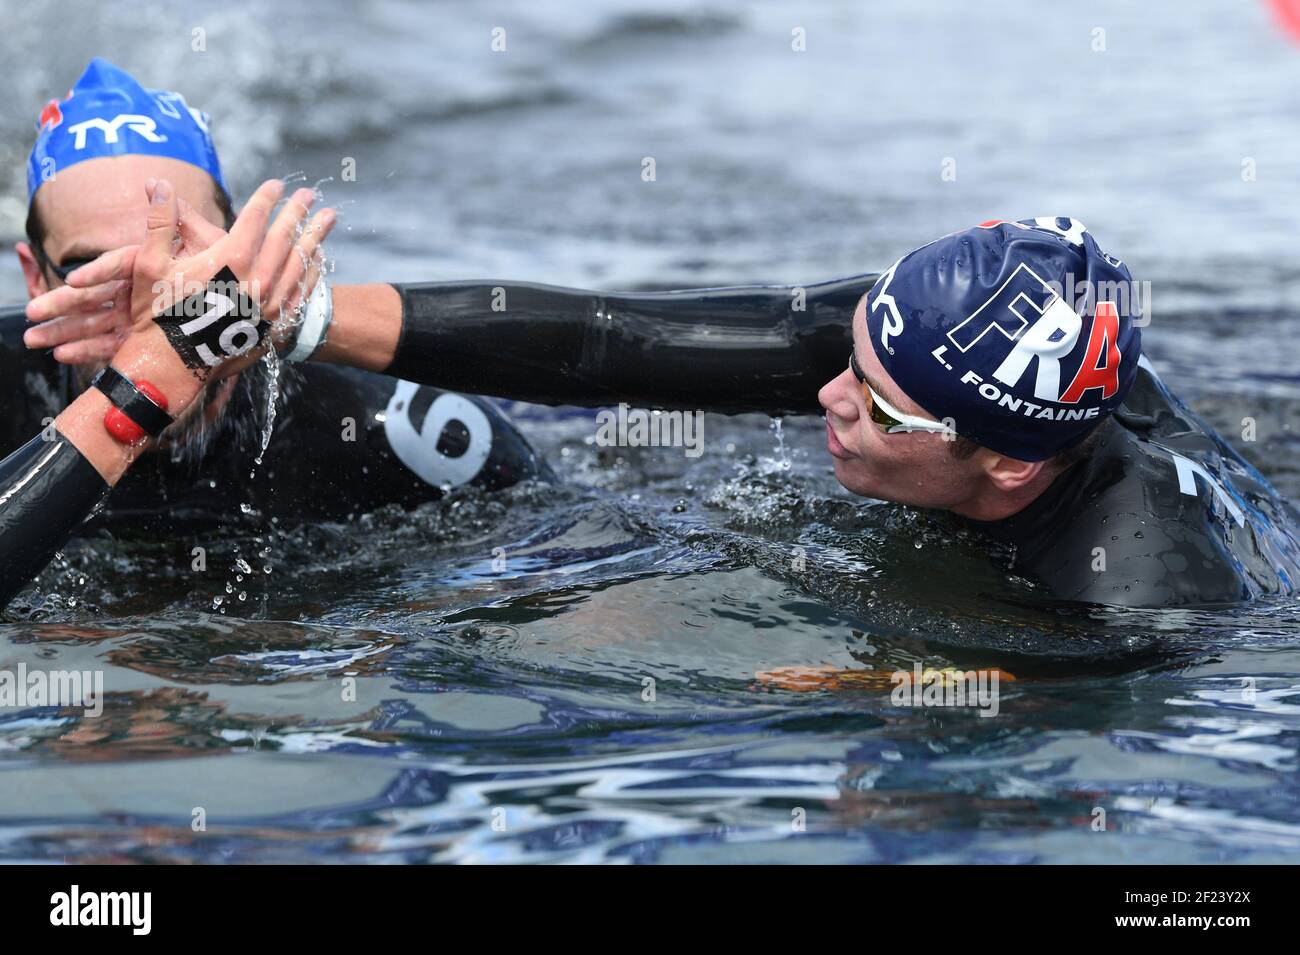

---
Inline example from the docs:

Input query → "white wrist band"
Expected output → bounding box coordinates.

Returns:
[285,276,333,363]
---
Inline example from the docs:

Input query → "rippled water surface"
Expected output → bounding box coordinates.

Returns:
[2,0,1299,863]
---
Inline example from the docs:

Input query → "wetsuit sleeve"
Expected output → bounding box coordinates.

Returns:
[0,306,68,459]
[383,276,873,415]
[0,432,109,609]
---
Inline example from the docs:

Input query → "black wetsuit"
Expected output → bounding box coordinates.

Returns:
[381,276,1300,609]
[0,305,548,608]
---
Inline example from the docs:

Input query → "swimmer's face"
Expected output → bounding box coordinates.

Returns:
[17,155,235,443]
[818,295,988,510]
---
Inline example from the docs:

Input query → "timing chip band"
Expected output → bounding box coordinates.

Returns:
[154,267,262,375]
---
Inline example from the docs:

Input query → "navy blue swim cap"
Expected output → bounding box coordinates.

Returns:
[27,57,226,204]
[864,217,1142,461]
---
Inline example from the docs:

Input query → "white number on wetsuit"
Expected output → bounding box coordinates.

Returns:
[384,380,492,488]
[1167,450,1246,527]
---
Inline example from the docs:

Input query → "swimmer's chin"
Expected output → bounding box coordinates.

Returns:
[829,456,868,495]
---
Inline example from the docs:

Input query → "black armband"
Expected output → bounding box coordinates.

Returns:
[383,275,872,416]
[91,366,174,439]
[154,267,262,376]
[0,432,109,609]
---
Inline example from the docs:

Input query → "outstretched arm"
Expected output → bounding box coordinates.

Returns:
[321,276,869,416]
[28,216,870,415]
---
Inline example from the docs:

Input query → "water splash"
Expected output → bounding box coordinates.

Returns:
[763,416,792,474]
[207,175,337,612]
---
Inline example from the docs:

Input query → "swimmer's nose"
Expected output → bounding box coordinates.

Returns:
[818,368,859,424]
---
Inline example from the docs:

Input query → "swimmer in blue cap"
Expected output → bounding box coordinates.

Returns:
[22,58,256,361]
[0,59,547,609]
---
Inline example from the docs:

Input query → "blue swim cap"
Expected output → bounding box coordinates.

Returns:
[26,57,226,204]
[864,217,1142,461]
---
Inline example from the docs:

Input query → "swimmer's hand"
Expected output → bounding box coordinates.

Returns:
[25,182,334,369]
[21,178,298,471]
[753,664,1018,692]
[754,665,899,692]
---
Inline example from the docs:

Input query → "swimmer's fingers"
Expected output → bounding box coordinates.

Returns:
[270,208,335,319]
[754,665,1020,693]
[137,178,181,282]
[188,178,283,280]
[267,252,324,351]
[127,179,282,322]
[254,188,317,297]
[52,330,128,366]
[60,245,138,290]
[176,196,227,255]
[753,665,848,692]
[24,277,130,326]
[23,292,130,355]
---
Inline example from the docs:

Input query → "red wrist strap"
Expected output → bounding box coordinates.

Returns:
[102,379,169,444]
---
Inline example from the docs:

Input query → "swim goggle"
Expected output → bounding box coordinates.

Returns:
[32,242,96,284]
[849,349,955,436]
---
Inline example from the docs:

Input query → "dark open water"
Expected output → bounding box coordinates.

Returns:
[0,0,1298,863]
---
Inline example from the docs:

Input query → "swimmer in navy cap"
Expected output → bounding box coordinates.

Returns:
[824,217,1139,513]
[816,218,1297,605]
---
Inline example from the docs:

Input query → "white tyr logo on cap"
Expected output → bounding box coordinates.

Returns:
[67,114,167,149]
[871,257,906,355]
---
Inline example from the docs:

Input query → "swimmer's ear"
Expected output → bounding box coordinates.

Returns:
[980,452,1045,493]
[16,242,48,297]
